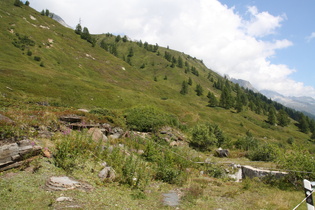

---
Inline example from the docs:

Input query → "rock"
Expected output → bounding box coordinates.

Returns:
[159,126,186,142]
[108,127,124,139]
[46,176,93,191]
[215,148,229,157]
[109,133,121,140]
[137,150,144,155]
[163,191,180,207]
[170,141,179,147]
[87,128,108,142]
[69,123,99,130]
[43,148,52,158]
[56,197,73,202]
[0,114,14,124]
[0,140,42,171]
[77,109,89,113]
[59,115,82,123]
[241,165,288,179]
[98,164,116,181]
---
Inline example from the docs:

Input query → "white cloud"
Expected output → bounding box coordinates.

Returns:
[243,6,285,37]
[30,0,315,98]
[306,32,315,42]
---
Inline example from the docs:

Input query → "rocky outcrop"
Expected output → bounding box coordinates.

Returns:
[159,126,186,147]
[0,139,42,171]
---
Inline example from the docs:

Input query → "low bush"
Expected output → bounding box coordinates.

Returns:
[125,106,178,132]
[189,123,220,151]
[34,56,41,61]
[54,130,100,172]
[234,136,258,151]
[278,148,315,187]
[247,143,279,162]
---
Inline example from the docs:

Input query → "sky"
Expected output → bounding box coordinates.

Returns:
[29,0,315,98]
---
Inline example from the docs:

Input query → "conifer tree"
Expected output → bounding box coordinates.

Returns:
[299,114,310,133]
[219,87,233,109]
[115,35,121,42]
[45,9,50,17]
[81,27,92,42]
[153,44,159,52]
[207,92,218,107]
[128,47,134,57]
[235,96,243,113]
[188,77,192,86]
[14,0,22,7]
[177,56,183,68]
[180,81,188,95]
[277,109,290,127]
[122,35,128,42]
[195,84,203,96]
[268,106,276,125]
[75,24,82,35]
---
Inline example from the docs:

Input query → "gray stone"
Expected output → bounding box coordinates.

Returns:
[98,166,116,181]
[215,148,229,157]
[241,165,288,179]
[56,197,73,202]
[0,140,42,171]
[46,176,93,191]
[59,115,82,123]
[87,128,108,142]
[0,114,14,124]
[163,191,180,207]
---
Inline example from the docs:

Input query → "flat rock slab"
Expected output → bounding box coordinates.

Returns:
[59,115,82,123]
[163,191,180,207]
[0,140,42,171]
[46,176,93,191]
[242,165,288,179]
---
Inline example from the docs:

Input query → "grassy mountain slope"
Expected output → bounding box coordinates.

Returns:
[0,0,311,147]
[1,1,314,209]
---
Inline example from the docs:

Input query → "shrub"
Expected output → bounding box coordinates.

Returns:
[54,130,99,172]
[121,155,151,190]
[189,123,218,151]
[27,50,32,56]
[125,106,178,132]
[34,56,41,61]
[182,184,204,204]
[247,143,279,162]
[14,0,22,7]
[234,136,258,151]
[278,149,315,187]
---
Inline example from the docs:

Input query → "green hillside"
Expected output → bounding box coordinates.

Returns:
[1,0,313,143]
[1,1,314,209]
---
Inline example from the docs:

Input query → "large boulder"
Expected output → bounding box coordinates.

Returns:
[215,148,229,157]
[87,128,108,142]
[98,162,116,181]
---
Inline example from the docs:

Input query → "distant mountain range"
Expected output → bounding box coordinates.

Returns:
[230,78,258,93]
[231,78,315,118]
[51,13,72,29]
